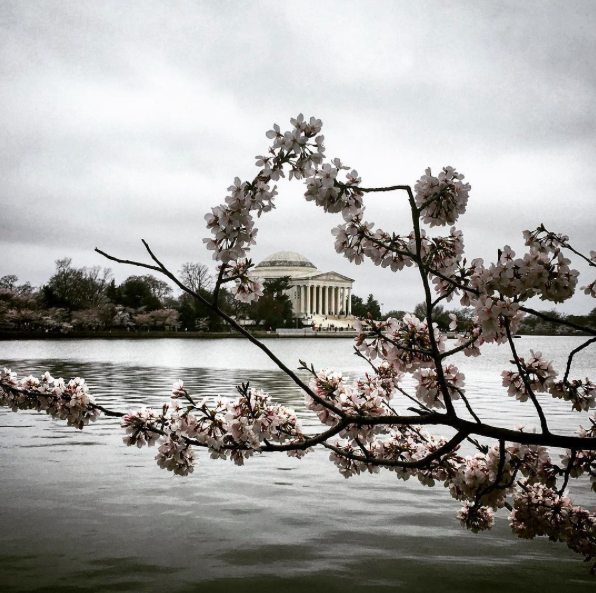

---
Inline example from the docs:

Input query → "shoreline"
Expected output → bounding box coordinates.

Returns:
[0,330,361,340]
[0,331,586,341]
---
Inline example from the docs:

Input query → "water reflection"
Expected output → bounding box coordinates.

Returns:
[0,337,595,592]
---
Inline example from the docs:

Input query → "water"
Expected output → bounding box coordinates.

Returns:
[0,336,595,592]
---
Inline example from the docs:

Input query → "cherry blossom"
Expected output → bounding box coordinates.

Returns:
[458,503,494,533]
[502,351,558,403]
[550,378,596,412]
[414,166,470,227]
[413,364,464,409]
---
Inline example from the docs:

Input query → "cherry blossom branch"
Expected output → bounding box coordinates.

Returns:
[504,317,550,435]
[346,222,595,336]
[408,190,457,416]
[6,376,596,456]
[6,114,596,572]
[439,335,480,360]
[92,403,125,418]
[518,305,596,336]
[421,264,596,336]
[538,224,596,268]
[474,439,507,504]
[324,430,468,469]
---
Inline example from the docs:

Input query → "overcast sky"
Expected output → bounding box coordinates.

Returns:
[1,0,595,313]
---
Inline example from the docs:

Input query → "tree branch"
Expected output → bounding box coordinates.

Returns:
[324,430,468,469]
[504,317,550,435]
[563,337,596,384]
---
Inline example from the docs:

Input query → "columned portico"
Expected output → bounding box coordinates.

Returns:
[290,282,352,317]
[249,251,355,325]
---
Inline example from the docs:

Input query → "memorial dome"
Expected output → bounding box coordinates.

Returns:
[255,251,317,270]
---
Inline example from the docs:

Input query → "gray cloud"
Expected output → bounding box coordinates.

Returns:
[1,0,595,313]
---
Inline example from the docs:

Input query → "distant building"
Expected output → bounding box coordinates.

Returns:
[250,251,354,326]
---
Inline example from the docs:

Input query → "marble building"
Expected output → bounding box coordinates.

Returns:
[250,251,354,323]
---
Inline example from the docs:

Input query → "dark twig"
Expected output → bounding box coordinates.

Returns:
[563,337,596,384]
[505,317,550,435]
[559,449,577,495]
[359,185,413,194]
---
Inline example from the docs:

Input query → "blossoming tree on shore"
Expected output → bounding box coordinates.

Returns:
[2,114,596,571]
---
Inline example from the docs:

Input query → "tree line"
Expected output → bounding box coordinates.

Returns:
[352,294,595,334]
[0,259,223,333]
[1,260,595,334]
[0,259,299,333]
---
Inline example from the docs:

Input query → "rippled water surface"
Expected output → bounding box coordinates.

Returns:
[1,337,595,592]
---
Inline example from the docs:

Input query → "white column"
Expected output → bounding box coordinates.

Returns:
[347,287,352,315]
[318,285,322,315]
[342,287,347,316]
[315,285,320,314]
[335,286,339,316]
[323,285,328,315]
[306,284,311,315]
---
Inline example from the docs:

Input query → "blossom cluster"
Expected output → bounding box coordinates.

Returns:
[304,159,364,218]
[414,166,471,227]
[331,214,414,269]
[472,295,524,344]
[525,226,595,299]
[219,259,264,303]
[354,314,446,371]
[510,482,596,565]
[550,378,596,412]
[561,447,596,492]
[457,503,495,533]
[0,368,100,429]
[328,425,463,483]
[413,364,464,409]
[203,115,326,301]
[469,245,579,304]
[501,350,557,403]
[499,352,596,413]
[120,382,308,475]
[352,316,470,410]
[449,445,515,510]
[121,407,162,448]
[306,368,392,430]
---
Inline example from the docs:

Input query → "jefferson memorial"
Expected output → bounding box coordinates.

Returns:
[250,251,354,326]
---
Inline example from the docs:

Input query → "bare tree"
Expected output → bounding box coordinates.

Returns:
[178,262,214,293]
